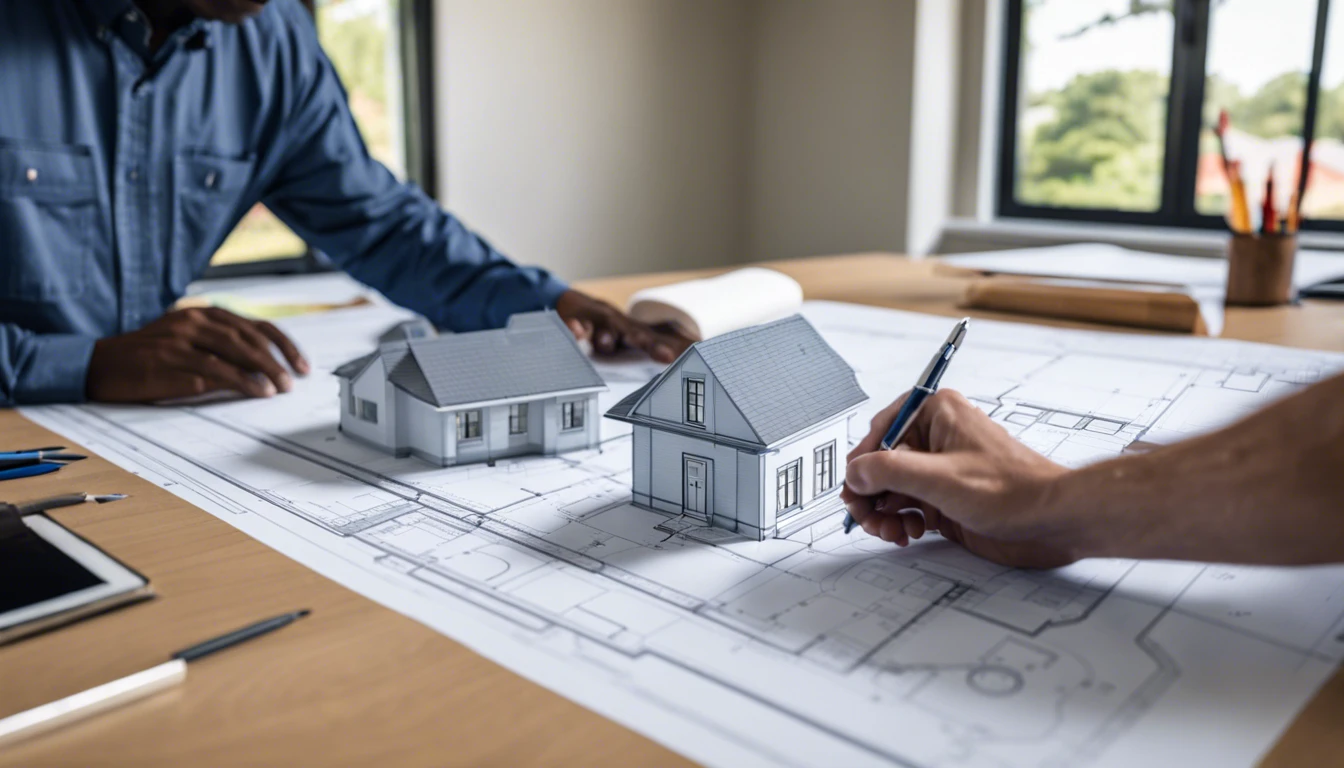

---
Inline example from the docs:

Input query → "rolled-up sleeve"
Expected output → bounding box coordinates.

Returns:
[260,6,566,332]
[0,326,96,406]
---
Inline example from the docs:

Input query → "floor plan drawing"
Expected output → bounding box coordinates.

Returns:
[24,298,1344,768]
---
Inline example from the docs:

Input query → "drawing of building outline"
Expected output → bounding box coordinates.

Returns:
[24,300,1344,768]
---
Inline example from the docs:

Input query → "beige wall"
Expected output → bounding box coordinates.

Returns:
[745,0,918,262]
[433,1,925,280]
[435,0,751,281]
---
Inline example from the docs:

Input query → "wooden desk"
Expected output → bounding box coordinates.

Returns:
[1,254,1341,767]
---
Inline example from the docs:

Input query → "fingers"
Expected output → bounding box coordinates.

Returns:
[192,323,291,393]
[163,345,277,398]
[254,320,309,375]
[565,317,592,341]
[845,448,962,504]
[848,392,913,463]
[555,290,690,363]
[166,308,307,394]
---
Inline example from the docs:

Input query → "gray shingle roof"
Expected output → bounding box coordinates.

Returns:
[606,315,867,446]
[698,316,866,444]
[378,319,436,345]
[333,352,377,380]
[607,378,656,420]
[337,311,605,408]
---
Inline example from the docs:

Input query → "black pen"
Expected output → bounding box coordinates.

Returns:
[0,609,311,746]
[843,318,970,534]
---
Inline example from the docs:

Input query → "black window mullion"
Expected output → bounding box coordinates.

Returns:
[1167,0,1214,224]
[401,0,438,198]
[994,0,1026,220]
[1298,0,1333,209]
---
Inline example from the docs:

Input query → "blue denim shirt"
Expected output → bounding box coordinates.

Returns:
[0,0,568,405]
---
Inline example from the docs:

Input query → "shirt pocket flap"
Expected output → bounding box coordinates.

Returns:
[176,151,255,195]
[0,141,97,204]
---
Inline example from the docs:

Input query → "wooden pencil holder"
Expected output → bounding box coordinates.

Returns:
[1225,233,1297,306]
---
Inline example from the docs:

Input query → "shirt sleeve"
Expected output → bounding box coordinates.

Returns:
[0,326,96,406]
[259,8,567,333]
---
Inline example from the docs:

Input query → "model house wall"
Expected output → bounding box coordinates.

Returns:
[608,315,867,540]
[335,313,606,467]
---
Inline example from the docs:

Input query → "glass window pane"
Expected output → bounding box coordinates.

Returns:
[1196,0,1319,218]
[317,0,406,178]
[211,205,307,267]
[1013,0,1174,212]
[210,0,408,269]
[1308,4,1344,220]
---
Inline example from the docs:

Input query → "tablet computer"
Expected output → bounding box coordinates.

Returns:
[0,515,152,646]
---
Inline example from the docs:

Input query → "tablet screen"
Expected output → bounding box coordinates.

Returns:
[0,516,147,631]
[0,529,104,612]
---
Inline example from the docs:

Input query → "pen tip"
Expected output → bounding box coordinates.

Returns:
[296,609,312,618]
[93,494,128,503]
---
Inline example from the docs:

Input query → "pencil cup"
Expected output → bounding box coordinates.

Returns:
[1225,233,1297,307]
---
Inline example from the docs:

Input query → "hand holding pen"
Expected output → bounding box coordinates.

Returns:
[841,318,970,534]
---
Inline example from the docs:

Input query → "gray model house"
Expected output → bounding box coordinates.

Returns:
[606,315,868,540]
[334,312,606,466]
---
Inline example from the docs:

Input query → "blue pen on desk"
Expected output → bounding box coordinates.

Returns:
[0,463,63,482]
[843,317,970,535]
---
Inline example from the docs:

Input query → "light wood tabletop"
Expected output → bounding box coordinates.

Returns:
[1,253,1342,767]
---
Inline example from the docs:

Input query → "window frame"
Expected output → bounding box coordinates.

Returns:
[562,400,586,431]
[358,398,378,423]
[684,378,706,426]
[457,409,482,441]
[776,459,802,514]
[814,441,836,496]
[203,0,439,279]
[996,0,1338,233]
[508,402,529,435]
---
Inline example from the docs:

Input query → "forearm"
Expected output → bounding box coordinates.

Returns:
[1055,372,1344,564]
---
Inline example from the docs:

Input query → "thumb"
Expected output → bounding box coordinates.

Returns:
[846,449,961,503]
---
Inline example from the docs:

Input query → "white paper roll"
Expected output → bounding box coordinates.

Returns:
[626,268,804,341]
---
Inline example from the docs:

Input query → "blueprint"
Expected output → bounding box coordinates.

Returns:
[24,297,1344,768]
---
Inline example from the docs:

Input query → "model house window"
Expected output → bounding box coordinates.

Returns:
[776,460,801,513]
[509,403,529,435]
[358,398,378,423]
[562,400,585,430]
[348,391,357,416]
[814,442,835,495]
[457,410,482,440]
[999,0,1344,232]
[685,379,705,425]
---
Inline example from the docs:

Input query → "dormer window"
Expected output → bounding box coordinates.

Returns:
[685,379,705,425]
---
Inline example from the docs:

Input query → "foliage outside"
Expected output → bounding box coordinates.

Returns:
[212,0,402,266]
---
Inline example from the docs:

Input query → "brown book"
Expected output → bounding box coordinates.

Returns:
[960,277,1208,335]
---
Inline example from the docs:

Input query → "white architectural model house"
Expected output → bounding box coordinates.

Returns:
[334,312,606,466]
[606,316,868,540]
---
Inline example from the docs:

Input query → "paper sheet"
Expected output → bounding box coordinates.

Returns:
[940,242,1344,291]
[25,284,1344,768]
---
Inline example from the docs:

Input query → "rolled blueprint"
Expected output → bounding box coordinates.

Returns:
[626,267,804,341]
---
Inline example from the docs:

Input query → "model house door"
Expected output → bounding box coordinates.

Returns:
[684,457,708,518]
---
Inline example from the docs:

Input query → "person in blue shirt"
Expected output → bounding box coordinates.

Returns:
[0,0,689,406]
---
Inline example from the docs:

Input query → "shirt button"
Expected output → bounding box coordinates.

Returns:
[25,168,37,183]
[204,172,218,189]
[128,168,140,182]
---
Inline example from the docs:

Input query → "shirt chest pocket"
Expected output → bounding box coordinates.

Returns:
[0,141,98,301]
[170,151,255,295]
